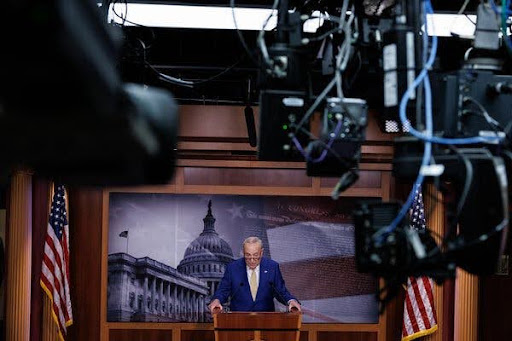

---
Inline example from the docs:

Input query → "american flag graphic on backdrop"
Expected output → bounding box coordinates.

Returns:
[262,196,379,323]
[267,222,379,323]
[263,197,379,323]
[402,186,438,341]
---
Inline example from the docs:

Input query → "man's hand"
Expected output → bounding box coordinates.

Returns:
[288,299,301,312]
[208,299,223,314]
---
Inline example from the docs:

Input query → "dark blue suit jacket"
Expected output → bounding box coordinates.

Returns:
[211,257,297,312]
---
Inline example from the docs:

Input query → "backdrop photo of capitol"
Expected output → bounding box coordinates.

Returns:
[107,193,379,323]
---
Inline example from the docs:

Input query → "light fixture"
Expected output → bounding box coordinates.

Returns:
[108,3,483,38]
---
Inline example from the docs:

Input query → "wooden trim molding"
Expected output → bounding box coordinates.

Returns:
[101,190,110,341]
[176,160,392,171]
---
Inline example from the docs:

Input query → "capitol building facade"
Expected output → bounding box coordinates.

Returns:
[107,200,235,322]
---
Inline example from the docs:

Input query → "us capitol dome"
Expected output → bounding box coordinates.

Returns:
[178,200,234,296]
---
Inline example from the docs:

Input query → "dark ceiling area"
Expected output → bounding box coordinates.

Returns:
[118,27,262,105]
[112,1,477,108]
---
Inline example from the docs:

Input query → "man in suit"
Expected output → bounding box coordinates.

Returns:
[208,236,301,313]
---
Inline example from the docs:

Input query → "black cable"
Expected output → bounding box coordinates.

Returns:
[112,0,130,26]
[462,96,511,144]
[463,96,501,127]
[464,14,476,25]
[192,58,245,86]
[230,0,260,66]
[101,0,112,23]
[307,24,345,42]
[448,145,474,218]
[448,218,508,253]
[111,0,157,49]
[112,0,253,88]
[423,148,473,259]
[372,0,386,17]
[146,56,246,88]
[298,127,355,170]
[345,50,362,90]
[457,0,472,15]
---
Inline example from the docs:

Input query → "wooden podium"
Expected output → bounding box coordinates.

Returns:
[213,312,302,341]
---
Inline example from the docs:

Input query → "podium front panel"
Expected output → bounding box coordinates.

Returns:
[214,312,301,341]
[261,330,299,341]
[214,312,301,330]
[215,330,255,341]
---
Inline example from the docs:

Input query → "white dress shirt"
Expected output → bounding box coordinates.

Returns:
[246,265,260,287]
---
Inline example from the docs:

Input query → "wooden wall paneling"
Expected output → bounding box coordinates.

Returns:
[173,327,180,341]
[109,162,390,198]
[479,194,512,341]
[107,323,215,341]
[179,105,259,141]
[42,294,60,341]
[177,160,306,169]
[385,288,404,341]
[67,188,103,341]
[30,178,51,341]
[364,111,394,143]
[183,167,313,187]
[312,177,322,195]
[177,106,393,162]
[110,329,174,341]
[380,172,391,201]
[479,273,512,339]
[106,184,384,198]
[108,176,386,198]
[308,330,317,341]
[320,171,382,189]
[317,331,378,341]
[442,279,455,341]
[104,324,388,341]
[101,190,110,341]
[300,324,380,333]
[99,155,393,340]
[177,160,390,173]
[180,330,214,341]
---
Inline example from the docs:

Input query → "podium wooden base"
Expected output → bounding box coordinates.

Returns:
[213,312,302,341]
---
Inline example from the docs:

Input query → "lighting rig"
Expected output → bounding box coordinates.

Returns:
[254,0,512,308]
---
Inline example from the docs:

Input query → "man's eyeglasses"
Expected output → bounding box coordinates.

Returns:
[244,254,261,260]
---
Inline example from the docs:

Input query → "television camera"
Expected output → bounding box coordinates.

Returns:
[0,0,179,186]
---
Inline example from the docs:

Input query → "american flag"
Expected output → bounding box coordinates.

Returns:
[402,186,438,341]
[40,184,73,339]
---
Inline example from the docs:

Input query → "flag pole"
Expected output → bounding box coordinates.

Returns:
[126,228,129,254]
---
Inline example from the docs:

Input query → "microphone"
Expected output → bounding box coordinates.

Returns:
[228,282,245,309]
[211,282,244,314]
[244,106,257,147]
[269,281,293,311]
[270,281,300,312]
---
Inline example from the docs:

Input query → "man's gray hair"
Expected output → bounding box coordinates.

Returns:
[242,236,263,249]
